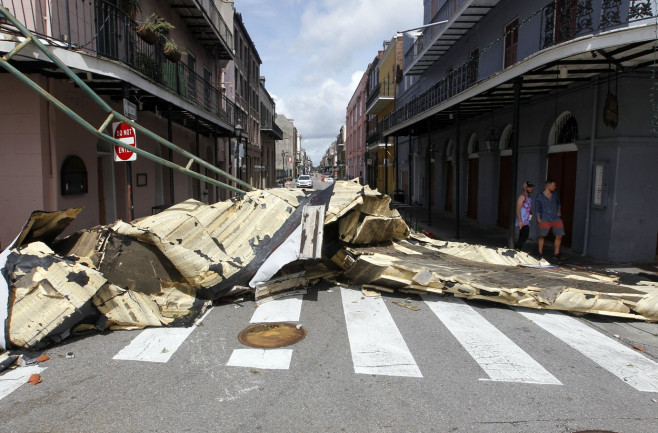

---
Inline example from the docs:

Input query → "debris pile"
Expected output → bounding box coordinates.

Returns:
[1,180,658,353]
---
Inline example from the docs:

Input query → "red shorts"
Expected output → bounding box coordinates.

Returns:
[538,220,564,236]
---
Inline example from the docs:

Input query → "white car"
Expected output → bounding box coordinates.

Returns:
[296,175,313,188]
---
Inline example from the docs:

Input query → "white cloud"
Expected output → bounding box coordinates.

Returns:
[274,72,364,164]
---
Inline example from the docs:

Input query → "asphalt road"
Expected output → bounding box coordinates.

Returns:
[2,282,657,433]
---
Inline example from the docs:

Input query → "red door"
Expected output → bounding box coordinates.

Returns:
[445,163,453,212]
[546,151,577,246]
[497,156,512,228]
[467,158,479,219]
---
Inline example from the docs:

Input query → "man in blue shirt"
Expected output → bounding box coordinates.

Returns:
[535,179,565,260]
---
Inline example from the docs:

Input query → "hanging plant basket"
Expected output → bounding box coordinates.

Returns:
[135,13,174,45]
[164,46,182,63]
[136,24,158,45]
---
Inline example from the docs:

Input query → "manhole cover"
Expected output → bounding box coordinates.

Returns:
[238,322,307,348]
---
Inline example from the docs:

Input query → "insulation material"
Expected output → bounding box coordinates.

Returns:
[93,284,173,330]
[6,242,107,349]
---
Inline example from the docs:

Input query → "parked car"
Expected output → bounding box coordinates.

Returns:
[296,175,313,188]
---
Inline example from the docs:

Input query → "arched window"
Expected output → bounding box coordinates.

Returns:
[549,111,579,147]
[467,133,479,156]
[61,155,88,195]
[445,139,454,162]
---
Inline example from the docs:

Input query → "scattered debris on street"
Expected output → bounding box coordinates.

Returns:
[1,180,657,357]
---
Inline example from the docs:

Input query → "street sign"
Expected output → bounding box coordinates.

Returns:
[123,98,137,121]
[113,121,137,162]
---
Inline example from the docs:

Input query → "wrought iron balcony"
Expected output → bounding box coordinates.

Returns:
[386,0,656,134]
[0,0,240,128]
[366,81,396,115]
[167,0,233,59]
[260,115,284,140]
[404,0,497,76]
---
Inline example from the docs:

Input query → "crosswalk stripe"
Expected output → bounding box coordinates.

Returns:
[113,307,213,363]
[518,309,658,392]
[250,295,303,323]
[0,366,45,401]
[341,287,422,377]
[424,296,562,385]
[226,349,293,370]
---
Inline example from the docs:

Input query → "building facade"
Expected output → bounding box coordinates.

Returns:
[366,35,403,195]
[275,114,297,183]
[259,77,283,188]
[0,0,248,248]
[381,0,658,261]
[345,67,369,184]
[232,12,261,188]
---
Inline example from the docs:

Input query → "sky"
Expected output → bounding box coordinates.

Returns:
[235,0,424,165]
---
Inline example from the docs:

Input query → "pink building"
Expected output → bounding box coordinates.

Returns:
[345,67,369,183]
[0,0,244,248]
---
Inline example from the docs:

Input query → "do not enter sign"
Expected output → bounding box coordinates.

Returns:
[112,122,137,162]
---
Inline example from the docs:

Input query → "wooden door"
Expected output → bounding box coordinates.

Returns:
[445,163,453,212]
[467,158,479,219]
[546,151,577,246]
[497,155,512,228]
[555,0,578,44]
[504,18,519,68]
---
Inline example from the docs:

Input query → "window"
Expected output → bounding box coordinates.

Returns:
[61,155,88,195]
[504,18,519,68]
[467,48,479,85]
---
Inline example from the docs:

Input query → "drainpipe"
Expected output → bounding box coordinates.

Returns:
[507,77,522,248]
[582,76,599,255]
[394,135,399,198]
[455,105,461,239]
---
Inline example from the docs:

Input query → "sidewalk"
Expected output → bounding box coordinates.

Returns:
[394,202,658,279]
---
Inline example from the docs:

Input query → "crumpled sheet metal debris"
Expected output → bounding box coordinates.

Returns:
[112,189,312,299]
[5,242,107,349]
[3,181,658,353]
[332,236,658,321]
[325,180,409,244]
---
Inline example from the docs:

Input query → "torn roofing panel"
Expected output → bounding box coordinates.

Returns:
[110,189,321,300]
[6,242,106,349]
[14,208,83,249]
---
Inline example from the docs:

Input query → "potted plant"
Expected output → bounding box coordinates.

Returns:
[163,38,186,63]
[136,13,174,45]
[119,0,141,18]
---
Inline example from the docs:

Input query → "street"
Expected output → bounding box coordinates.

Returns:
[1,282,657,433]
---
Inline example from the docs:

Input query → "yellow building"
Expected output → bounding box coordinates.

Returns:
[365,35,402,195]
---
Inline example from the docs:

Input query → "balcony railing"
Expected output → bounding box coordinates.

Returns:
[194,0,233,52]
[366,80,396,113]
[0,0,241,127]
[404,0,471,71]
[386,0,656,133]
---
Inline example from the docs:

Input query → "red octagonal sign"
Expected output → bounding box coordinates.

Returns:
[113,121,137,162]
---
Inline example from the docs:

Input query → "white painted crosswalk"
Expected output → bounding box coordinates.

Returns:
[424,296,562,385]
[113,307,213,363]
[518,309,658,392]
[6,287,651,401]
[341,287,422,377]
